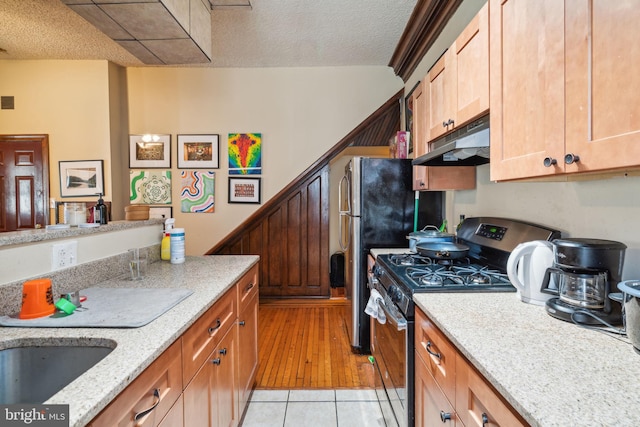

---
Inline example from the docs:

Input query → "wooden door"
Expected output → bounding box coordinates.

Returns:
[452,2,489,126]
[0,135,49,231]
[565,0,640,173]
[489,0,566,181]
[427,51,456,140]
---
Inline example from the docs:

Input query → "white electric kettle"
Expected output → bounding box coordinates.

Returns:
[506,240,555,306]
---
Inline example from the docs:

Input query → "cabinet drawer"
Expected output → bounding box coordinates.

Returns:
[182,287,236,386]
[415,354,459,427]
[415,308,456,403]
[237,264,259,313]
[89,339,182,427]
[455,353,526,427]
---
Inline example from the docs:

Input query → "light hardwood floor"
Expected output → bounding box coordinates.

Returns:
[255,299,376,389]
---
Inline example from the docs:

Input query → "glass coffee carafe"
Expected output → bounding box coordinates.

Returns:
[553,268,608,309]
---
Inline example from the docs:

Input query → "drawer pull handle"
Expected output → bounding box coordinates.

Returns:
[239,320,246,327]
[208,319,221,335]
[440,411,452,423]
[245,282,255,292]
[482,412,489,427]
[134,388,161,421]
[212,358,221,365]
[425,341,441,361]
[219,347,227,356]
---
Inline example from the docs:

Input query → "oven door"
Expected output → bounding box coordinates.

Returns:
[371,295,410,427]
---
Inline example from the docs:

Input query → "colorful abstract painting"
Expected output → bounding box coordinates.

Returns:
[130,170,172,204]
[228,133,262,175]
[181,171,215,213]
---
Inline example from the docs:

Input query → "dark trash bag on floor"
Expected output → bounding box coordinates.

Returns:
[330,252,345,288]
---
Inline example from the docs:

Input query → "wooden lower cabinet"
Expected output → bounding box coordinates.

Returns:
[89,265,259,427]
[237,265,259,412]
[415,351,460,426]
[415,308,526,427]
[88,339,183,427]
[184,323,238,427]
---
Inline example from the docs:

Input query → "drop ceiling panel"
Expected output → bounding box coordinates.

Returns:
[100,3,189,40]
[68,4,133,40]
[141,38,209,63]
[117,40,163,64]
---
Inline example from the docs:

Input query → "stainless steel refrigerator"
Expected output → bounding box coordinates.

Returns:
[338,157,443,353]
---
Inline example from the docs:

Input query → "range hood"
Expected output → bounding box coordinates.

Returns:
[412,115,490,167]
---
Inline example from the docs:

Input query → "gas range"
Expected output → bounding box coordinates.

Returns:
[372,217,562,318]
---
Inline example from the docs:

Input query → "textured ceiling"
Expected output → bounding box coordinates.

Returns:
[0,0,418,68]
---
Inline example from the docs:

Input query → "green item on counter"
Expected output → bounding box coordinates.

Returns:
[368,355,375,364]
[438,219,448,233]
[54,298,77,315]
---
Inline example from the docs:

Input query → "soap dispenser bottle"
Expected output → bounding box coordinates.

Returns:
[161,218,174,261]
[95,193,108,225]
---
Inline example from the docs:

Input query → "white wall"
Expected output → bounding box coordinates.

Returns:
[126,66,404,255]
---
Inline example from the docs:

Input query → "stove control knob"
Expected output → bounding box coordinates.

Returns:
[387,285,402,303]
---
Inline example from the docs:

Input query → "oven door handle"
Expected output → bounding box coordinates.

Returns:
[377,300,407,331]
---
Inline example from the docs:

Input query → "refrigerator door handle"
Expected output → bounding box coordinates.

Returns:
[338,174,351,251]
[338,174,350,214]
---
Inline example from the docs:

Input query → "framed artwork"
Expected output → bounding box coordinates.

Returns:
[405,81,420,154]
[228,177,261,204]
[59,160,104,197]
[129,170,172,204]
[149,206,173,220]
[181,171,215,213]
[228,133,262,175]
[177,134,219,169]
[129,134,171,168]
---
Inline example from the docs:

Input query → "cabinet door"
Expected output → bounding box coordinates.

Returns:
[237,292,258,416]
[452,2,489,126]
[565,0,640,172]
[89,339,183,427]
[427,51,457,140]
[415,353,459,426]
[412,81,428,158]
[489,0,566,181]
[455,354,525,427]
[183,325,238,427]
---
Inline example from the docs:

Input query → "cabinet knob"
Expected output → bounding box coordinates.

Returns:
[212,358,221,365]
[564,153,580,164]
[482,413,489,427]
[543,157,557,167]
[440,411,452,423]
[219,347,227,356]
[239,320,246,326]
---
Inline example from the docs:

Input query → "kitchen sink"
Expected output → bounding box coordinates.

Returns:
[0,339,116,404]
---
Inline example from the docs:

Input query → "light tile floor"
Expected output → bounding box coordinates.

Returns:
[241,389,388,427]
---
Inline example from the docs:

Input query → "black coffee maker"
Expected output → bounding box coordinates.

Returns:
[541,238,627,325]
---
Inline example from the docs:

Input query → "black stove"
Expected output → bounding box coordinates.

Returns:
[371,217,562,318]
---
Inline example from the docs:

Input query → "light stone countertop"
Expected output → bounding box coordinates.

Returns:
[0,219,164,247]
[414,292,640,427]
[0,255,259,427]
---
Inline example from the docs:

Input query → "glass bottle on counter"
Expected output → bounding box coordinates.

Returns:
[456,214,465,233]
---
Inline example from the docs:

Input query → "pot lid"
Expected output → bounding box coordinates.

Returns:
[552,238,627,250]
[408,226,454,239]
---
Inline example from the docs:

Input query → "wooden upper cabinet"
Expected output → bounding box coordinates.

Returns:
[427,2,489,142]
[564,0,640,172]
[452,2,489,127]
[427,51,456,140]
[412,80,428,158]
[489,0,566,181]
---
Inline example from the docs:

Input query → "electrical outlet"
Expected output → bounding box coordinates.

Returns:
[52,241,78,270]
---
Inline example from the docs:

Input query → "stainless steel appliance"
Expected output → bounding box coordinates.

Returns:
[338,157,443,354]
[369,217,561,427]
[543,238,627,325]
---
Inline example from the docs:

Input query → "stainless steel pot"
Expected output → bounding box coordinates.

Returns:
[616,280,640,355]
[407,226,455,252]
[415,242,469,260]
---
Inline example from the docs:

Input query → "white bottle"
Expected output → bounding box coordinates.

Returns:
[170,228,185,264]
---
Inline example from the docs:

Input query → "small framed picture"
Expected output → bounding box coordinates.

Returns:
[59,160,104,197]
[177,134,219,169]
[228,177,261,204]
[129,134,171,168]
